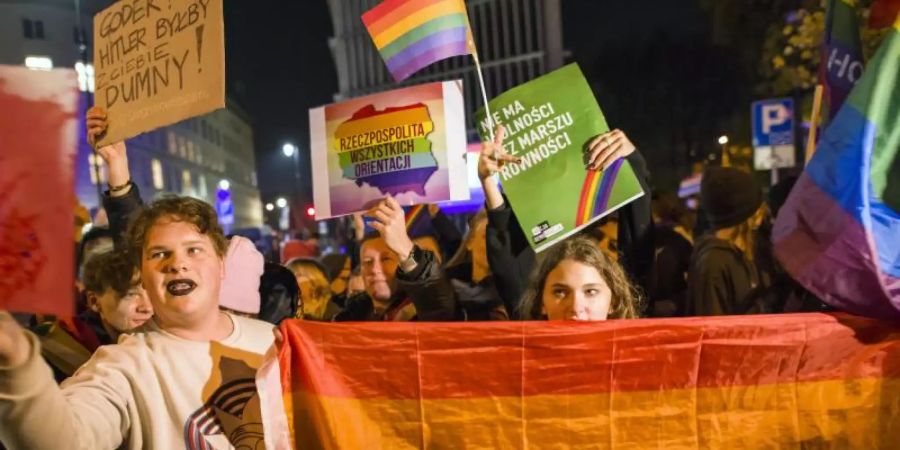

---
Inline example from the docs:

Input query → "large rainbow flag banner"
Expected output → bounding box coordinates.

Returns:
[362,0,474,82]
[774,14,900,319]
[258,314,900,448]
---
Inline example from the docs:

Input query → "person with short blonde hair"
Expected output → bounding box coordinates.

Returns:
[285,258,334,321]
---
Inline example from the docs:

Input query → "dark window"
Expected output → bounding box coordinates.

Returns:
[23,19,33,39]
[35,21,44,39]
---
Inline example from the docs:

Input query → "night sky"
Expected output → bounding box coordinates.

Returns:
[223,1,719,206]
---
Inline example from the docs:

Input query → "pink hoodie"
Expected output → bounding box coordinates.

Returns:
[218,236,264,314]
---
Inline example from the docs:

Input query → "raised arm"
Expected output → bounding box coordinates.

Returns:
[477,127,533,319]
[87,107,144,248]
[367,197,456,321]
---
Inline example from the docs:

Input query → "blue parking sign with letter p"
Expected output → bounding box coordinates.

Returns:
[751,98,796,170]
[752,98,794,147]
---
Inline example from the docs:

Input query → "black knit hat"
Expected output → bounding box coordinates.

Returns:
[700,167,763,230]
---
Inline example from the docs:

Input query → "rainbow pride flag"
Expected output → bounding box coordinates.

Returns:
[362,0,474,82]
[258,314,900,448]
[819,0,864,120]
[404,203,428,231]
[575,159,625,226]
[774,15,900,318]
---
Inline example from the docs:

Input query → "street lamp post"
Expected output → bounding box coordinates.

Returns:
[275,196,290,231]
[282,143,302,232]
[282,143,301,194]
[717,135,729,166]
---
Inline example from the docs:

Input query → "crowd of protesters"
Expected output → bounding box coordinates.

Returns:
[0,107,831,449]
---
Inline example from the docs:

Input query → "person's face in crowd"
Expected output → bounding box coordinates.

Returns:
[141,219,225,327]
[594,220,618,262]
[541,258,612,321]
[413,236,442,264]
[88,274,153,332]
[467,218,488,269]
[360,237,398,303]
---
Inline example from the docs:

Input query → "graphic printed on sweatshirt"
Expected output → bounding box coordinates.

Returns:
[184,351,265,450]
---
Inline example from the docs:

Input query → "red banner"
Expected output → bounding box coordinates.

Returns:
[259,313,900,449]
[0,66,79,316]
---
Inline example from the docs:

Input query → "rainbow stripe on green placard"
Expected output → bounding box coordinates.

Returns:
[575,159,624,226]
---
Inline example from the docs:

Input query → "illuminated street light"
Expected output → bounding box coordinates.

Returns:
[282,143,297,157]
[276,197,288,208]
[718,135,729,145]
[265,203,274,211]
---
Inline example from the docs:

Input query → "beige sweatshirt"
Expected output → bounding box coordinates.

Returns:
[0,313,275,450]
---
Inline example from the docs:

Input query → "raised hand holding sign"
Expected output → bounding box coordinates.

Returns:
[93,0,225,146]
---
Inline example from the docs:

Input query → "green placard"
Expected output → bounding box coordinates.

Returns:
[476,64,645,252]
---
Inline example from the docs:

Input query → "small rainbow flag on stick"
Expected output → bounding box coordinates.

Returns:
[363,0,474,82]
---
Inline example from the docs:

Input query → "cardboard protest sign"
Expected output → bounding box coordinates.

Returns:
[476,64,644,252]
[0,66,79,316]
[310,81,469,219]
[93,0,225,146]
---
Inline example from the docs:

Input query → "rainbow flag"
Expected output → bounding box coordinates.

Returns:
[869,0,900,29]
[258,314,900,448]
[403,204,432,237]
[819,0,864,120]
[774,15,900,318]
[362,0,474,82]
[575,159,625,226]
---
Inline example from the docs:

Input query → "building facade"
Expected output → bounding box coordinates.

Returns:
[325,0,564,137]
[0,0,263,230]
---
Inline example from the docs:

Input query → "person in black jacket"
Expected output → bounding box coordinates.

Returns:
[649,193,694,317]
[443,210,509,320]
[333,197,457,322]
[686,167,770,316]
[478,126,655,319]
[257,263,300,325]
